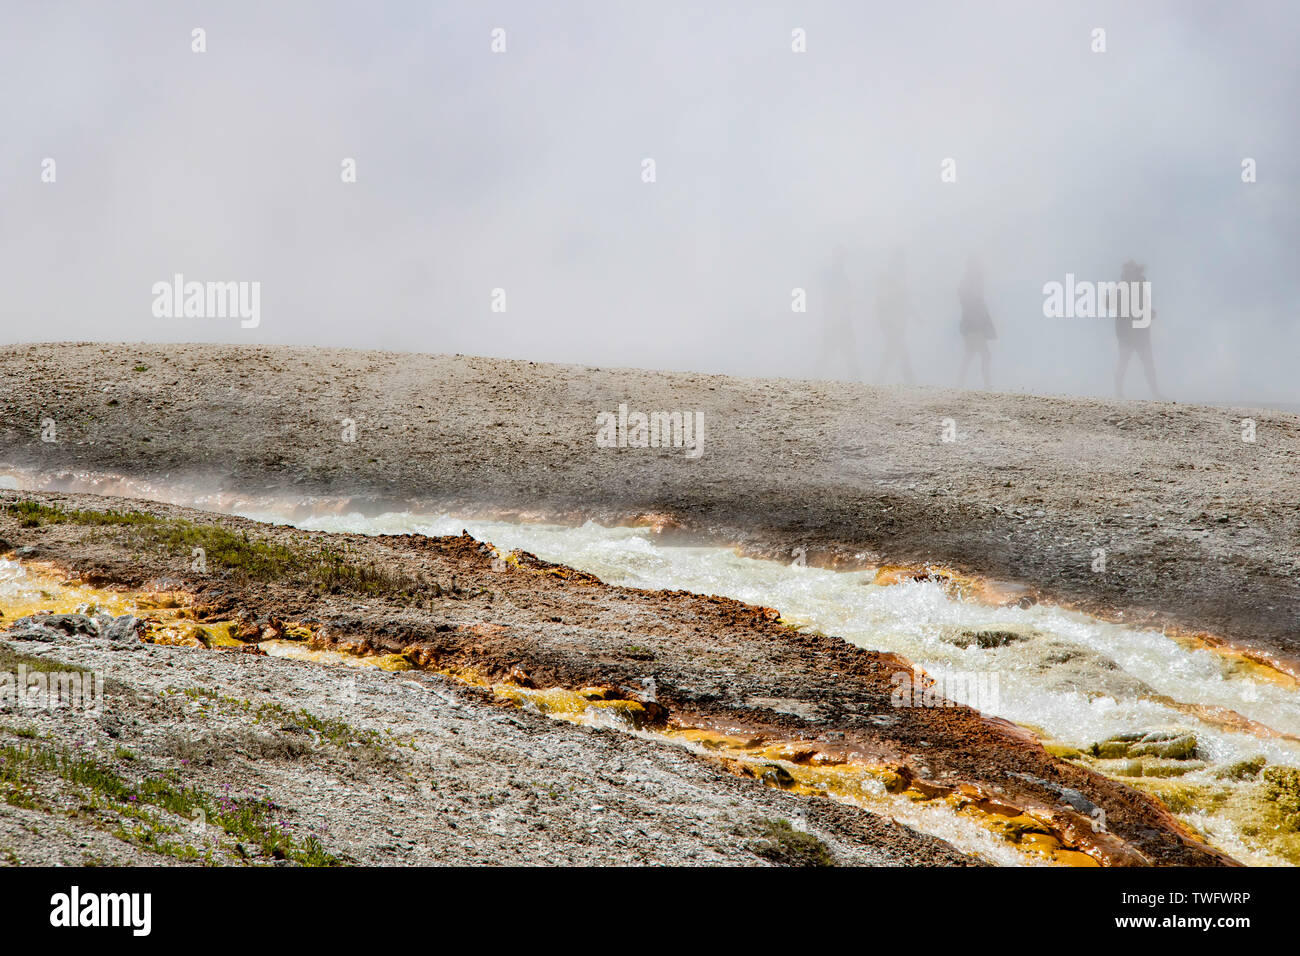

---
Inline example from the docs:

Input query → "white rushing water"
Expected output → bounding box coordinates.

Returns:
[236,509,1300,758]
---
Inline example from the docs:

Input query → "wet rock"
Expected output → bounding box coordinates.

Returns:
[1262,767,1300,830]
[988,814,1053,841]
[1053,786,1098,815]
[1043,743,1084,759]
[1216,756,1266,781]
[1033,642,1154,700]
[879,769,909,793]
[1111,757,1206,778]
[759,764,796,789]
[1006,771,1101,816]
[1263,767,1300,804]
[507,666,536,688]
[1092,738,1136,759]
[1090,731,1198,761]
[946,629,1026,649]
[1042,647,1092,665]
[1129,733,1198,760]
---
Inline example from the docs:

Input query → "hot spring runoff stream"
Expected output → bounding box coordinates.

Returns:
[4,471,1299,865]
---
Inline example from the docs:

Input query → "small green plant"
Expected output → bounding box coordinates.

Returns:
[747,818,836,867]
[297,836,335,866]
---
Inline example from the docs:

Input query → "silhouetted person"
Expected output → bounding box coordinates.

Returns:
[874,247,917,385]
[1111,260,1163,399]
[958,255,995,388]
[815,243,862,381]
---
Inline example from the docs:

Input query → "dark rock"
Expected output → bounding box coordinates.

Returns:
[3,624,60,643]
[102,615,140,642]
[15,613,100,636]
[1006,771,1101,816]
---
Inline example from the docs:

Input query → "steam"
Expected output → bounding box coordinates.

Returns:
[2,1,1297,407]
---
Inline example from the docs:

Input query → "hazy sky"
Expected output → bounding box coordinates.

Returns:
[3,1,1297,404]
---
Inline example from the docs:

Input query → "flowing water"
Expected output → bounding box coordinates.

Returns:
[235,508,1300,866]
[3,470,1299,865]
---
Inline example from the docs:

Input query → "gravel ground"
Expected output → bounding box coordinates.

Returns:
[0,603,970,867]
[1,343,1296,668]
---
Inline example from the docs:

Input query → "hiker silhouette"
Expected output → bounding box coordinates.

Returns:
[814,244,862,382]
[874,247,918,385]
[1111,260,1163,400]
[958,255,995,388]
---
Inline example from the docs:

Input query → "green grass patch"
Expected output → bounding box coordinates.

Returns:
[747,818,836,867]
[5,500,419,597]
[5,501,158,528]
[253,700,383,749]
[171,688,385,752]
[0,736,339,865]
[0,641,94,677]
